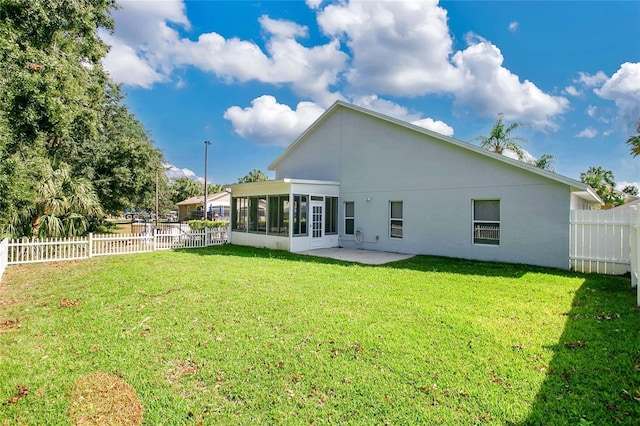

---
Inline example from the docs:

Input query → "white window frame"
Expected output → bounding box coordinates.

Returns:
[389,201,403,239]
[472,199,500,246]
[344,201,355,235]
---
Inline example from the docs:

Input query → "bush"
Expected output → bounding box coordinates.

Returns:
[188,220,229,231]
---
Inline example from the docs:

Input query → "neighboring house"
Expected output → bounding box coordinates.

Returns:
[230,101,602,269]
[611,197,640,210]
[176,192,231,222]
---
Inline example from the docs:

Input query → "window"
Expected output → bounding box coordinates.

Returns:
[268,195,289,236]
[293,195,308,236]
[325,197,338,235]
[248,196,267,233]
[344,201,355,235]
[473,200,500,245]
[232,197,247,231]
[390,201,403,238]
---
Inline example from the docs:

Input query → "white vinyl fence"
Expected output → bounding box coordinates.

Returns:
[570,206,639,305]
[0,238,8,282]
[4,227,228,266]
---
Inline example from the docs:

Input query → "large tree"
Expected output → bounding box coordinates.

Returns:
[0,1,165,235]
[170,177,203,205]
[475,113,528,160]
[579,166,625,209]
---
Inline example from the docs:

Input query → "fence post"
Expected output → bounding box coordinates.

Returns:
[153,228,157,252]
[0,238,8,283]
[88,233,93,258]
[628,206,639,308]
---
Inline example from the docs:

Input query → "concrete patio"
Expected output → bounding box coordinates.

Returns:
[298,248,414,265]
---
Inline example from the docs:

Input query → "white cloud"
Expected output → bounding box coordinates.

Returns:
[317,1,567,129]
[451,34,569,128]
[563,85,581,97]
[104,0,570,130]
[223,95,325,146]
[100,32,166,88]
[576,127,598,138]
[411,118,454,136]
[306,0,323,9]
[164,164,198,180]
[576,71,608,87]
[318,0,462,95]
[594,62,640,127]
[503,148,535,164]
[508,21,519,32]
[259,15,308,39]
[352,94,454,135]
[102,2,347,104]
[586,105,597,117]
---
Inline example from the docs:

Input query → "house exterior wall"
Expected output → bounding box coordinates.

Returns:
[275,108,573,269]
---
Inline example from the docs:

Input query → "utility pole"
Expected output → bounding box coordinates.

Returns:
[203,140,211,220]
[155,168,159,227]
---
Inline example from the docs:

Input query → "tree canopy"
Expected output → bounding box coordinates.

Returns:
[579,166,625,209]
[238,169,270,183]
[0,0,165,237]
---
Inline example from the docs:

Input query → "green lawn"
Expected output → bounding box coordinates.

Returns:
[1,245,638,425]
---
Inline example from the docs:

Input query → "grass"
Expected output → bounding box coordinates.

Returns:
[0,245,638,425]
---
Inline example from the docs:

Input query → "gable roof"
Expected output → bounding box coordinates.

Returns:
[176,192,229,206]
[268,100,602,205]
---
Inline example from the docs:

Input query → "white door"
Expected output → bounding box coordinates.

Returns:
[310,201,323,249]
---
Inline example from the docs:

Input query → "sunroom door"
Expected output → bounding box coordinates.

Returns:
[310,199,323,249]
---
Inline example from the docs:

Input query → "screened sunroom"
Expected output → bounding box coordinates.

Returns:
[229,179,340,252]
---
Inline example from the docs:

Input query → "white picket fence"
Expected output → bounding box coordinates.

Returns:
[4,227,228,266]
[0,238,8,282]
[570,206,639,305]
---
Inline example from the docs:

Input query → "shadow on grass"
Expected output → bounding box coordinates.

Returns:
[180,245,639,424]
[176,243,554,279]
[523,274,639,425]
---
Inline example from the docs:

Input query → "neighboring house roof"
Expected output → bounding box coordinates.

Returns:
[268,100,603,205]
[611,198,640,210]
[176,192,229,206]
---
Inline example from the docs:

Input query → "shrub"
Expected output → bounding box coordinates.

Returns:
[188,220,229,231]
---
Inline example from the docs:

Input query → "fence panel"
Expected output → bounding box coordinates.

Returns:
[8,237,89,265]
[91,233,154,257]
[570,209,631,275]
[2,227,228,267]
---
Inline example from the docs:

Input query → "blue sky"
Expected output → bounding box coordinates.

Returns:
[100,0,640,189]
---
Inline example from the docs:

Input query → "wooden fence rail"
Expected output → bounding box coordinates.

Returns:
[4,227,228,266]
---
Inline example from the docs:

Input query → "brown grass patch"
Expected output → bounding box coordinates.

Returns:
[67,371,143,426]
[59,298,79,308]
[0,318,21,334]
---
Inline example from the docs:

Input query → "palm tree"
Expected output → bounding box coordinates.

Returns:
[238,169,269,183]
[475,113,528,160]
[626,119,640,157]
[532,153,555,171]
[579,166,625,209]
[28,162,103,237]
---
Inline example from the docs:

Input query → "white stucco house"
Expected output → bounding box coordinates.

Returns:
[229,101,602,269]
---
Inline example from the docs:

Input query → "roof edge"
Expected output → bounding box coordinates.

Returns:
[268,101,601,203]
